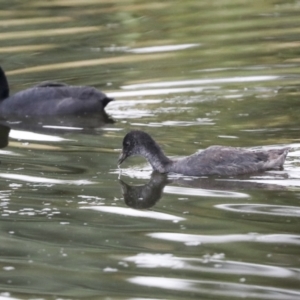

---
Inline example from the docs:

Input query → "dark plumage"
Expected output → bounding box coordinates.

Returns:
[118,130,290,176]
[0,66,113,116]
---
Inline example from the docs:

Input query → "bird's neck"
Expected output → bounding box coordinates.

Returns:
[141,142,173,173]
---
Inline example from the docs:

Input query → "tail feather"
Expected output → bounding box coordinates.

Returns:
[102,97,114,108]
[265,147,290,169]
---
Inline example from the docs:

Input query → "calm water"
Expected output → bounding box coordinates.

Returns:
[1,0,300,299]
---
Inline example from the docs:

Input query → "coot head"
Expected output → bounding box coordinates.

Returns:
[118,130,154,165]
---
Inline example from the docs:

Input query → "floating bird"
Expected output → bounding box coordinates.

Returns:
[118,130,289,176]
[0,66,113,117]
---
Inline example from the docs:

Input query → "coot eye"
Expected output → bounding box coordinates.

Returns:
[125,141,130,147]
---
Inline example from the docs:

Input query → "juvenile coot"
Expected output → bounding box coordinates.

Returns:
[0,66,113,116]
[118,130,290,176]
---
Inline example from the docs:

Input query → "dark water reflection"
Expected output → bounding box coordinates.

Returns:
[1,0,300,299]
[119,172,169,209]
[0,113,114,135]
[119,171,292,209]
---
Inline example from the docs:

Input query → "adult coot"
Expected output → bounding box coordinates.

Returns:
[118,130,290,176]
[0,66,113,116]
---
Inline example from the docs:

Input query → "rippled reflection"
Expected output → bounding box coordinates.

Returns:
[119,172,169,209]
[216,203,300,217]
[129,276,300,299]
[148,232,300,246]
[128,43,199,53]
[164,185,249,198]
[122,75,278,90]
[226,178,300,187]
[0,294,21,300]
[1,26,100,41]
[0,173,94,185]
[0,112,114,136]
[116,169,299,208]
[80,205,184,221]
[109,86,211,98]
[124,252,294,277]
[9,129,71,142]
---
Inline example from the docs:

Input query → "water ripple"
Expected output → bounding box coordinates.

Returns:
[224,178,300,187]
[0,294,21,300]
[164,186,249,198]
[124,253,295,278]
[109,86,211,98]
[132,119,215,127]
[148,232,300,246]
[80,206,185,221]
[0,173,94,185]
[10,129,71,142]
[128,43,199,53]
[122,75,278,90]
[1,207,61,218]
[216,204,300,217]
[109,75,278,99]
[128,276,300,299]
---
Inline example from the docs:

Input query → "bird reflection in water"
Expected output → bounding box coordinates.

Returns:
[119,171,169,209]
[0,113,114,135]
[119,170,288,209]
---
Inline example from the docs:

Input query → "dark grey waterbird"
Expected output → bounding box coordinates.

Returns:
[0,66,113,117]
[118,130,290,176]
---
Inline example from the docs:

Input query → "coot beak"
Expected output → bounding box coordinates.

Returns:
[118,151,127,166]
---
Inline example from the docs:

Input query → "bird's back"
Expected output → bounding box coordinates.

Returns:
[170,146,289,176]
[0,84,112,116]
